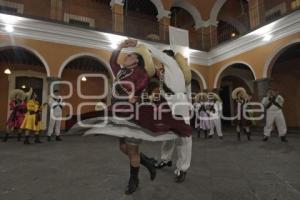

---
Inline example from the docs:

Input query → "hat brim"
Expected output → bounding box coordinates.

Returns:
[10,89,26,101]
[175,53,192,85]
[135,44,155,77]
[232,87,248,99]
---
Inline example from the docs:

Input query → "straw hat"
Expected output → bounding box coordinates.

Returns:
[232,87,248,100]
[9,89,26,101]
[195,92,208,102]
[25,87,33,99]
[208,92,222,102]
[175,52,192,85]
[135,44,155,77]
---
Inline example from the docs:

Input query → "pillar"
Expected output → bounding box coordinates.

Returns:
[50,0,63,21]
[111,0,124,33]
[248,0,264,29]
[159,16,170,42]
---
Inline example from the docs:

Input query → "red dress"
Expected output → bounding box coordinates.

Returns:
[7,100,26,129]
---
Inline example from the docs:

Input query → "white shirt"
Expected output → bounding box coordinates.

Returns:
[262,95,284,112]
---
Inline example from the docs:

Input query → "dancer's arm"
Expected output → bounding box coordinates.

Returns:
[110,49,122,76]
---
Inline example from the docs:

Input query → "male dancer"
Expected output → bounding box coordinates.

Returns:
[262,88,287,142]
[47,89,64,141]
[207,93,223,139]
[153,49,192,183]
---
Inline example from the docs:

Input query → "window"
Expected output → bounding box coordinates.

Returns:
[64,13,95,28]
[265,3,287,22]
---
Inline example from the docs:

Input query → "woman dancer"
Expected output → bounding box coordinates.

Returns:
[66,39,192,194]
[3,89,27,142]
[232,87,252,141]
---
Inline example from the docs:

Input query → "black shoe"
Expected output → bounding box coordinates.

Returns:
[140,153,156,181]
[24,136,30,145]
[175,171,187,183]
[55,136,62,141]
[155,160,172,169]
[2,133,9,142]
[237,132,241,141]
[47,136,51,142]
[208,135,213,139]
[204,131,208,139]
[247,132,251,141]
[17,133,22,141]
[262,136,269,142]
[281,136,288,143]
[34,135,42,144]
[219,136,223,140]
[125,166,139,195]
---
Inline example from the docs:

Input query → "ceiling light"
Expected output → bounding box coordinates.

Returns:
[5,24,14,33]
[4,68,11,74]
[81,76,87,82]
[263,35,272,41]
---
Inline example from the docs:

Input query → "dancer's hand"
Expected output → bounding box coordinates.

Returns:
[128,96,138,104]
[119,39,138,49]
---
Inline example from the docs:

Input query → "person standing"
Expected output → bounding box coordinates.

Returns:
[21,92,43,144]
[3,89,27,142]
[207,93,223,139]
[232,87,252,141]
[47,89,64,142]
[262,88,287,142]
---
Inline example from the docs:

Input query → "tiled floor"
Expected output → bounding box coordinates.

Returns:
[0,134,299,200]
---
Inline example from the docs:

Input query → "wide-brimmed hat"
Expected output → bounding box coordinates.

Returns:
[208,92,222,102]
[9,89,26,100]
[25,87,33,99]
[175,52,192,85]
[232,87,248,99]
[135,44,155,77]
[195,92,208,102]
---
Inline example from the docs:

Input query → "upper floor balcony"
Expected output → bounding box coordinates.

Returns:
[0,0,299,51]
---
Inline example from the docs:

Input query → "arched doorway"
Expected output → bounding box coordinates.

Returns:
[59,55,112,129]
[267,42,300,129]
[215,63,256,126]
[0,46,49,131]
[123,0,159,41]
[217,0,249,43]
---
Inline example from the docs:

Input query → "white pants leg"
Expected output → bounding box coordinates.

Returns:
[209,118,222,136]
[176,136,192,172]
[209,120,215,136]
[48,117,55,136]
[215,118,223,137]
[161,140,176,162]
[55,119,62,136]
[275,111,287,136]
[264,111,276,137]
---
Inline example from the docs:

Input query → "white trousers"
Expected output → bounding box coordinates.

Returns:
[48,117,62,136]
[160,136,192,172]
[264,110,287,137]
[209,118,223,137]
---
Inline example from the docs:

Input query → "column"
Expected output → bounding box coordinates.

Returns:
[111,0,124,33]
[159,16,170,42]
[50,0,63,21]
[253,78,271,101]
[248,0,264,29]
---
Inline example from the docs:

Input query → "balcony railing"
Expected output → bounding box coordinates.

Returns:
[0,0,299,51]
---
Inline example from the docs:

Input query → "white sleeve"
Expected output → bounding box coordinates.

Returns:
[261,97,269,106]
[276,95,284,107]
